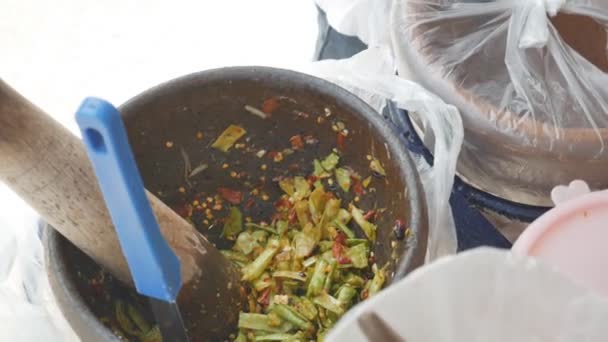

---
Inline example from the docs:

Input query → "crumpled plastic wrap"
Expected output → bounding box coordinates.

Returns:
[0,185,78,341]
[327,248,608,341]
[319,0,608,206]
[298,46,464,260]
[391,0,608,205]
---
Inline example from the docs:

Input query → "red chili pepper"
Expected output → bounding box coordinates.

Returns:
[332,232,352,264]
[352,177,365,196]
[335,231,347,245]
[262,97,280,114]
[363,210,376,221]
[288,208,298,224]
[257,287,271,306]
[307,175,319,184]
[244,197,256,209]
[274,198,291,211]
[289,135,304,150]
[217,187,243,205]
[275,278,284,294]
[337,133,345,150]
[267,151,279,160]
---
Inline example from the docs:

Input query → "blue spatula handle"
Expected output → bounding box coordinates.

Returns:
[75,97,181,302]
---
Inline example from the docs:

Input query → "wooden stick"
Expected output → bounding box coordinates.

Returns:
[0,79,243,338]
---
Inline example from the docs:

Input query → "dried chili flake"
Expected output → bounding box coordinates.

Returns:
[337,133,345,150]
[244,197,256,209]
[257,287,271,306]
[363,210,376,222]
[352,177,365,196]
[289,135,304,150]
[217,187,243,205]
[262,97,280,114]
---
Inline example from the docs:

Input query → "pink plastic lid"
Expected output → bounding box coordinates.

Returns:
[512,180,608,296]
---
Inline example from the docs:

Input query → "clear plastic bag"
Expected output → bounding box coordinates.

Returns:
[392,0,608,205]
[327,248,608,341]
[297,46,464,260]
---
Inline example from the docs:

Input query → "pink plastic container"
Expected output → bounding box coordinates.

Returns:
[512,180,608,296]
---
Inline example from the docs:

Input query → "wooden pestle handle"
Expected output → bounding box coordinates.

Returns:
[0,79,243,338]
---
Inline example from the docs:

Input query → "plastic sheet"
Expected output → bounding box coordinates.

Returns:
[300,46,464,259]
[0,185,78,341]
[392,0,608,205]
[327,248,608,341]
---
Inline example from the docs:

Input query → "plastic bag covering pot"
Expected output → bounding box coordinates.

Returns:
[392,0,608,206]
[298,46,464,260]
[327,248,608,341]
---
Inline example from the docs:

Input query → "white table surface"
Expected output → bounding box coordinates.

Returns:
[0,1,318,340]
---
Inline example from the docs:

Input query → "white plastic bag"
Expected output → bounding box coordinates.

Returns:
[327,248,608,341]
[297,46,464,259]
[392,0,608,205]
[0,185,78,341]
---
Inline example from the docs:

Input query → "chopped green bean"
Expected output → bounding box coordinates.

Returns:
[272,271,307,282]
[368,264,387,297]
[223,207,243,240]
[335,168,351,192]
[306,259,328,297]
[253,272,272,291]
[333,220,355,239]
[238,313,290,333]
[276,220,289,236]
[255,333,297,341]
[293,176,310,201]
[320,153,340,172]
[336,285,357,307]
[313,293,345,315]
[351,206,376,241]
[293,297,318,321]
[246,222,278,235]
[242,239,280,281]
[323,259,337,292]
[272,304,313,332]
[346,243,369,269]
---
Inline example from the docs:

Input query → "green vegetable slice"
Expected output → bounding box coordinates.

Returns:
[222,207,243,240]
[306,258,328,297]
[320,153,340,172]
[351,205,377,241]
[313,293,345,315]
[242,238,280,281]
[369,158,386,177]
[272,304,314,332]
[211,124,246,152]
[272,271,307,282]
[335,168,351,192]
[238,313,291,333]
[346,243,369,269]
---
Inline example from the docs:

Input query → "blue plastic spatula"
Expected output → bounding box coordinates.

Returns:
[75,98,189,342]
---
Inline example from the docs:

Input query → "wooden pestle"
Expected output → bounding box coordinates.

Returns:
[0,79,243,339]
